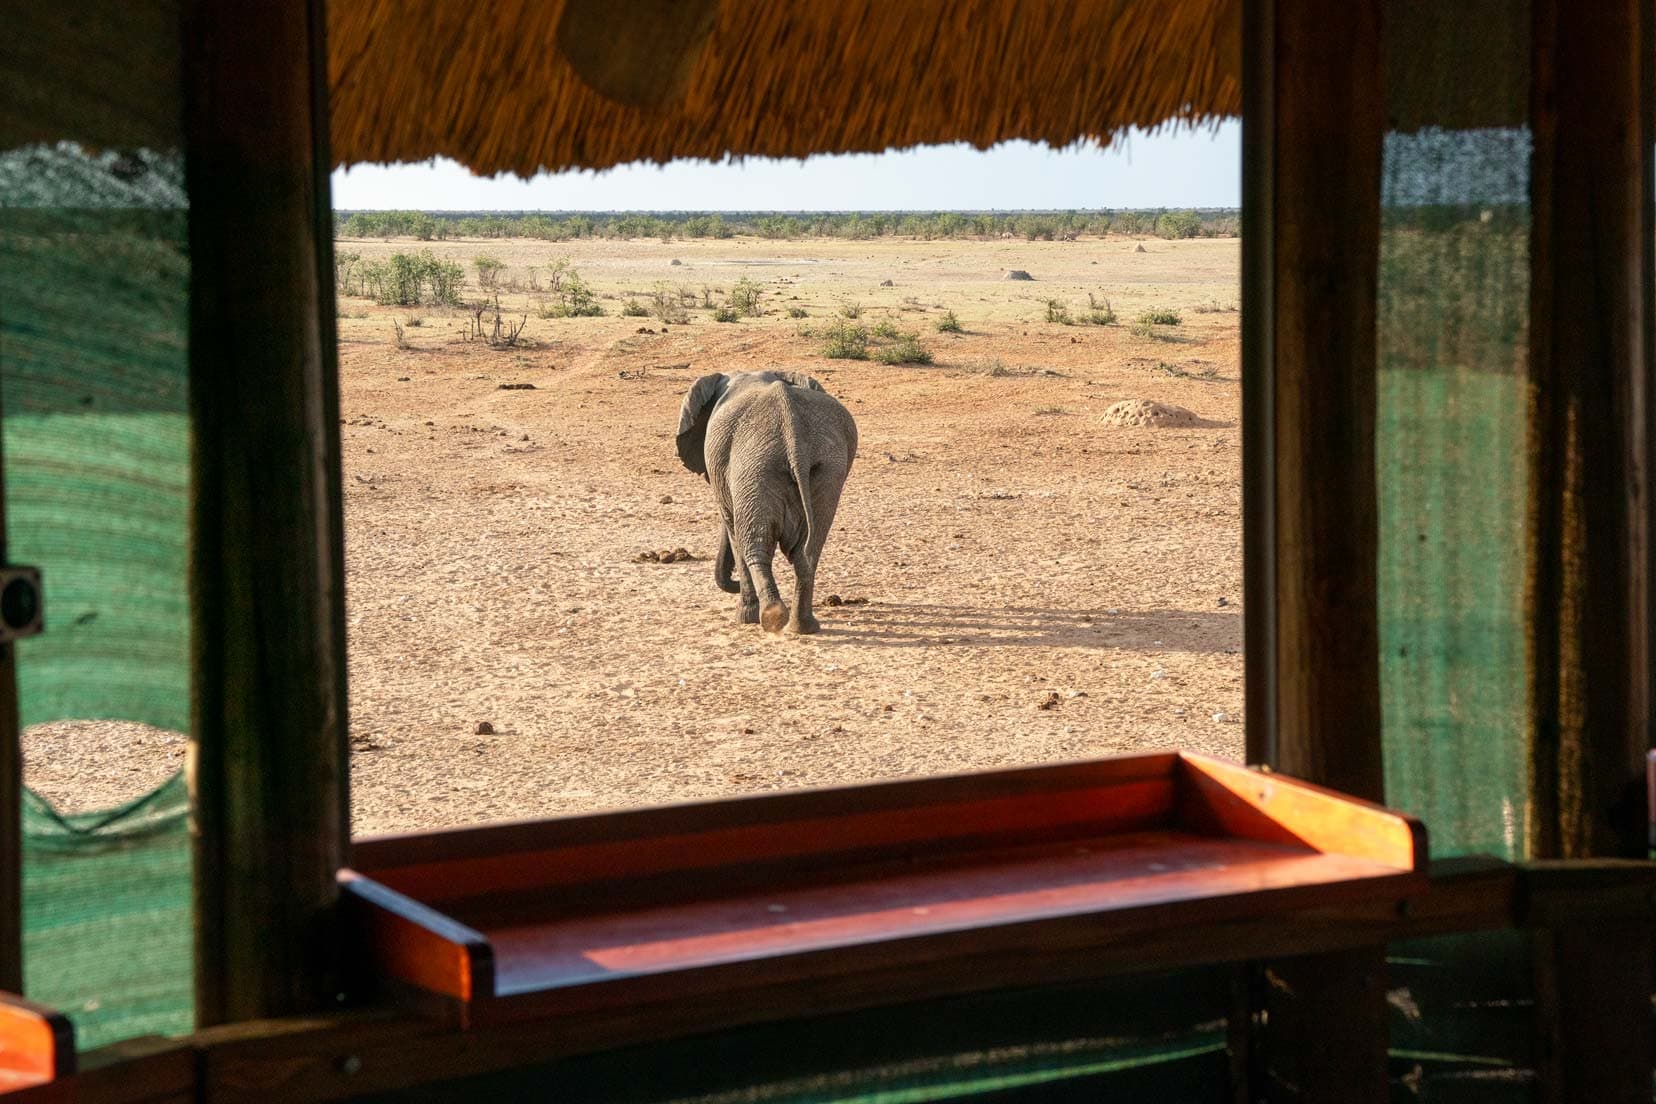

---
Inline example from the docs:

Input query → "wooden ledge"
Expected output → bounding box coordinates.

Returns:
[342,752,1426,1028]
[0,992,72,1096]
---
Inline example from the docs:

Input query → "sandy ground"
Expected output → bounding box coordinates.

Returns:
[25,233,1243,833]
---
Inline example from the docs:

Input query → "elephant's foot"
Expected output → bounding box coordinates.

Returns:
[790,610,821,635]
[760,600,789,633]
[738,601,761,625]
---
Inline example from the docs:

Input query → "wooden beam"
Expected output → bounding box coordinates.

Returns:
[1247,0,1388,1100]
[1,502,18,994]
[1526,0,1651,861]
[1534,925,1652,1104]
[183,0,349,1025]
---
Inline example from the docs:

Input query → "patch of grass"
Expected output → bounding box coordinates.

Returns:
[1192,300,1236,313]
[820,319,870,359]
[1154,360,1221,381]
[839,301,863,319]
[1033,405,1072,416]
[787,306,809,319]
[392,320,409,349]
[404,315,424,327]
[871,318,902,340]
[473,254,506,291]
[1138,307,1182,326]
[1084,294,1117,325]
[712,305,741,323]
[873,331,933,365]
[621,299,649,317]
[1045,299,1073,325]
[936,311,964,334]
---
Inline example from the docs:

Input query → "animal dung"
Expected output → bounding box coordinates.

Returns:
[1099,399,1200,428]
[498,382,537,390]
[1003,269,1034,281]
[474,721,495,735]
[1037,691,1061,710]
[670,258,683,265]
[635,548,695,563]
[879,278,894,286]
[822,594,868,607]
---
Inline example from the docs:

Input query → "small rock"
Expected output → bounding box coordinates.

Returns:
[1212,711,1230,723]
[670,258,683,266]
[396,376,411,382]
[882,704,895,712]
[635,550,661,563]
[825,594,843,606]
[1151,669,1167,680]
[498,382,536,390]
[1217,596,1229,607]
[1004,270,1035,281]
[1134,243,1147,253]
[1037,691,1061,711]
[636,327,653,334]
[880,278,894,287]
[474,721,495,735]
[659,494,674,504]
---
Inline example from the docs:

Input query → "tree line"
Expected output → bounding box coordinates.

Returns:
[335,209,1241,243]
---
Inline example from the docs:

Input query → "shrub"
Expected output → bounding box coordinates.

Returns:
[538,260,605,317]
[712,305,740,323]
[871,318,901,340]
[649,284,689,323]
[820,319,869,359]
[621,299,649,317]
[787,306,809,319]
[392,320,409,349]
[1155,210,1202,239]
[370,250,464,306]
[1045,299,1073,325]
[334,250,361,294]
[729,277,764,317]
[474,254,506,291]
[1137,307,1182,326]
[1085,293,1117,325]
[874,332,933,365]
[839,301,862,319]
[937,311,964,333]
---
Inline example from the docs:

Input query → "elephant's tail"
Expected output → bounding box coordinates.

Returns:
[714,525,741,594]
[780,396,814,571]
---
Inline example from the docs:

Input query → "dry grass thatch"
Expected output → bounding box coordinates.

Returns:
[329,0,1244,176]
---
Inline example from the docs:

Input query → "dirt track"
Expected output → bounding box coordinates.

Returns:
[25,234,1244,833]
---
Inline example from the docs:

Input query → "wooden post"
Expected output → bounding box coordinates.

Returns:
[1526,1,1652,1099]
[0,487,17,995]
[184,0,349,1025]
[1245,1,1389,1100]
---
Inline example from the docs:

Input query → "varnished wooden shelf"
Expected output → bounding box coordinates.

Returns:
[0,992,72,1095]
[342,752,1427,1028]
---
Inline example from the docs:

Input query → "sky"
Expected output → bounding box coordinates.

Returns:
[331,123,1240,212]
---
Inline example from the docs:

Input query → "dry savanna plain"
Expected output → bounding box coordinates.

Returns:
[23,232,1244,834]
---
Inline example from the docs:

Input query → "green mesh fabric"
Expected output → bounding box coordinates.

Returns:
[1377,128,1531,862]
[1,143,194,1046]
[20,775,190,1049]
[1378,6,1535,1099]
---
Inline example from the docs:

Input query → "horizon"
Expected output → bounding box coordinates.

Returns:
[331,126,1242,212]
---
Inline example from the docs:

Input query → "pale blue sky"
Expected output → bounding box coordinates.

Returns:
[331,123,1239,212]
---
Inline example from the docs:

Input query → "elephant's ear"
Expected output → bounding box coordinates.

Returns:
[675,372,727,478]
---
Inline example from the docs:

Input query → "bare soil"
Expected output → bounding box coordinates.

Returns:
[25,234,1244,833]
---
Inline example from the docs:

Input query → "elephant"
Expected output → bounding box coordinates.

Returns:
[676,370,858,634]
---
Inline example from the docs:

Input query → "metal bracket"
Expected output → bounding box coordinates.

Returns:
[0,566,43,643]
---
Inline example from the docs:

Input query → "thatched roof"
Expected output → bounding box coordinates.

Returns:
[328,0,1243,177]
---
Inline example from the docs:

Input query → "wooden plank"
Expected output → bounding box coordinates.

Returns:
[1252,0,1388,1098]
[0,992,73,1083]
[75,1036,196,1104]
[0,257,18,995]
[1526,0,1650,862]
[1534,924,1652,1104]
[356,753,1179,905]
[1176,754,1425,871]
[338,873,493,1004]
[183,0,350,1025]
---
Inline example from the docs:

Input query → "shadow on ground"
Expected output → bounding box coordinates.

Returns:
[811,603,1241,653]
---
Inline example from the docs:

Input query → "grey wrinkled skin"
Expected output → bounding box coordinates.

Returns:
[676,370,857,633]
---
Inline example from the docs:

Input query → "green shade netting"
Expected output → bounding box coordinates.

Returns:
[2,143,194,1049]
[1378,4,1536,1099]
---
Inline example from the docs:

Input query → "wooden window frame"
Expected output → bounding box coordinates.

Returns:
[4,0,1654,1100]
